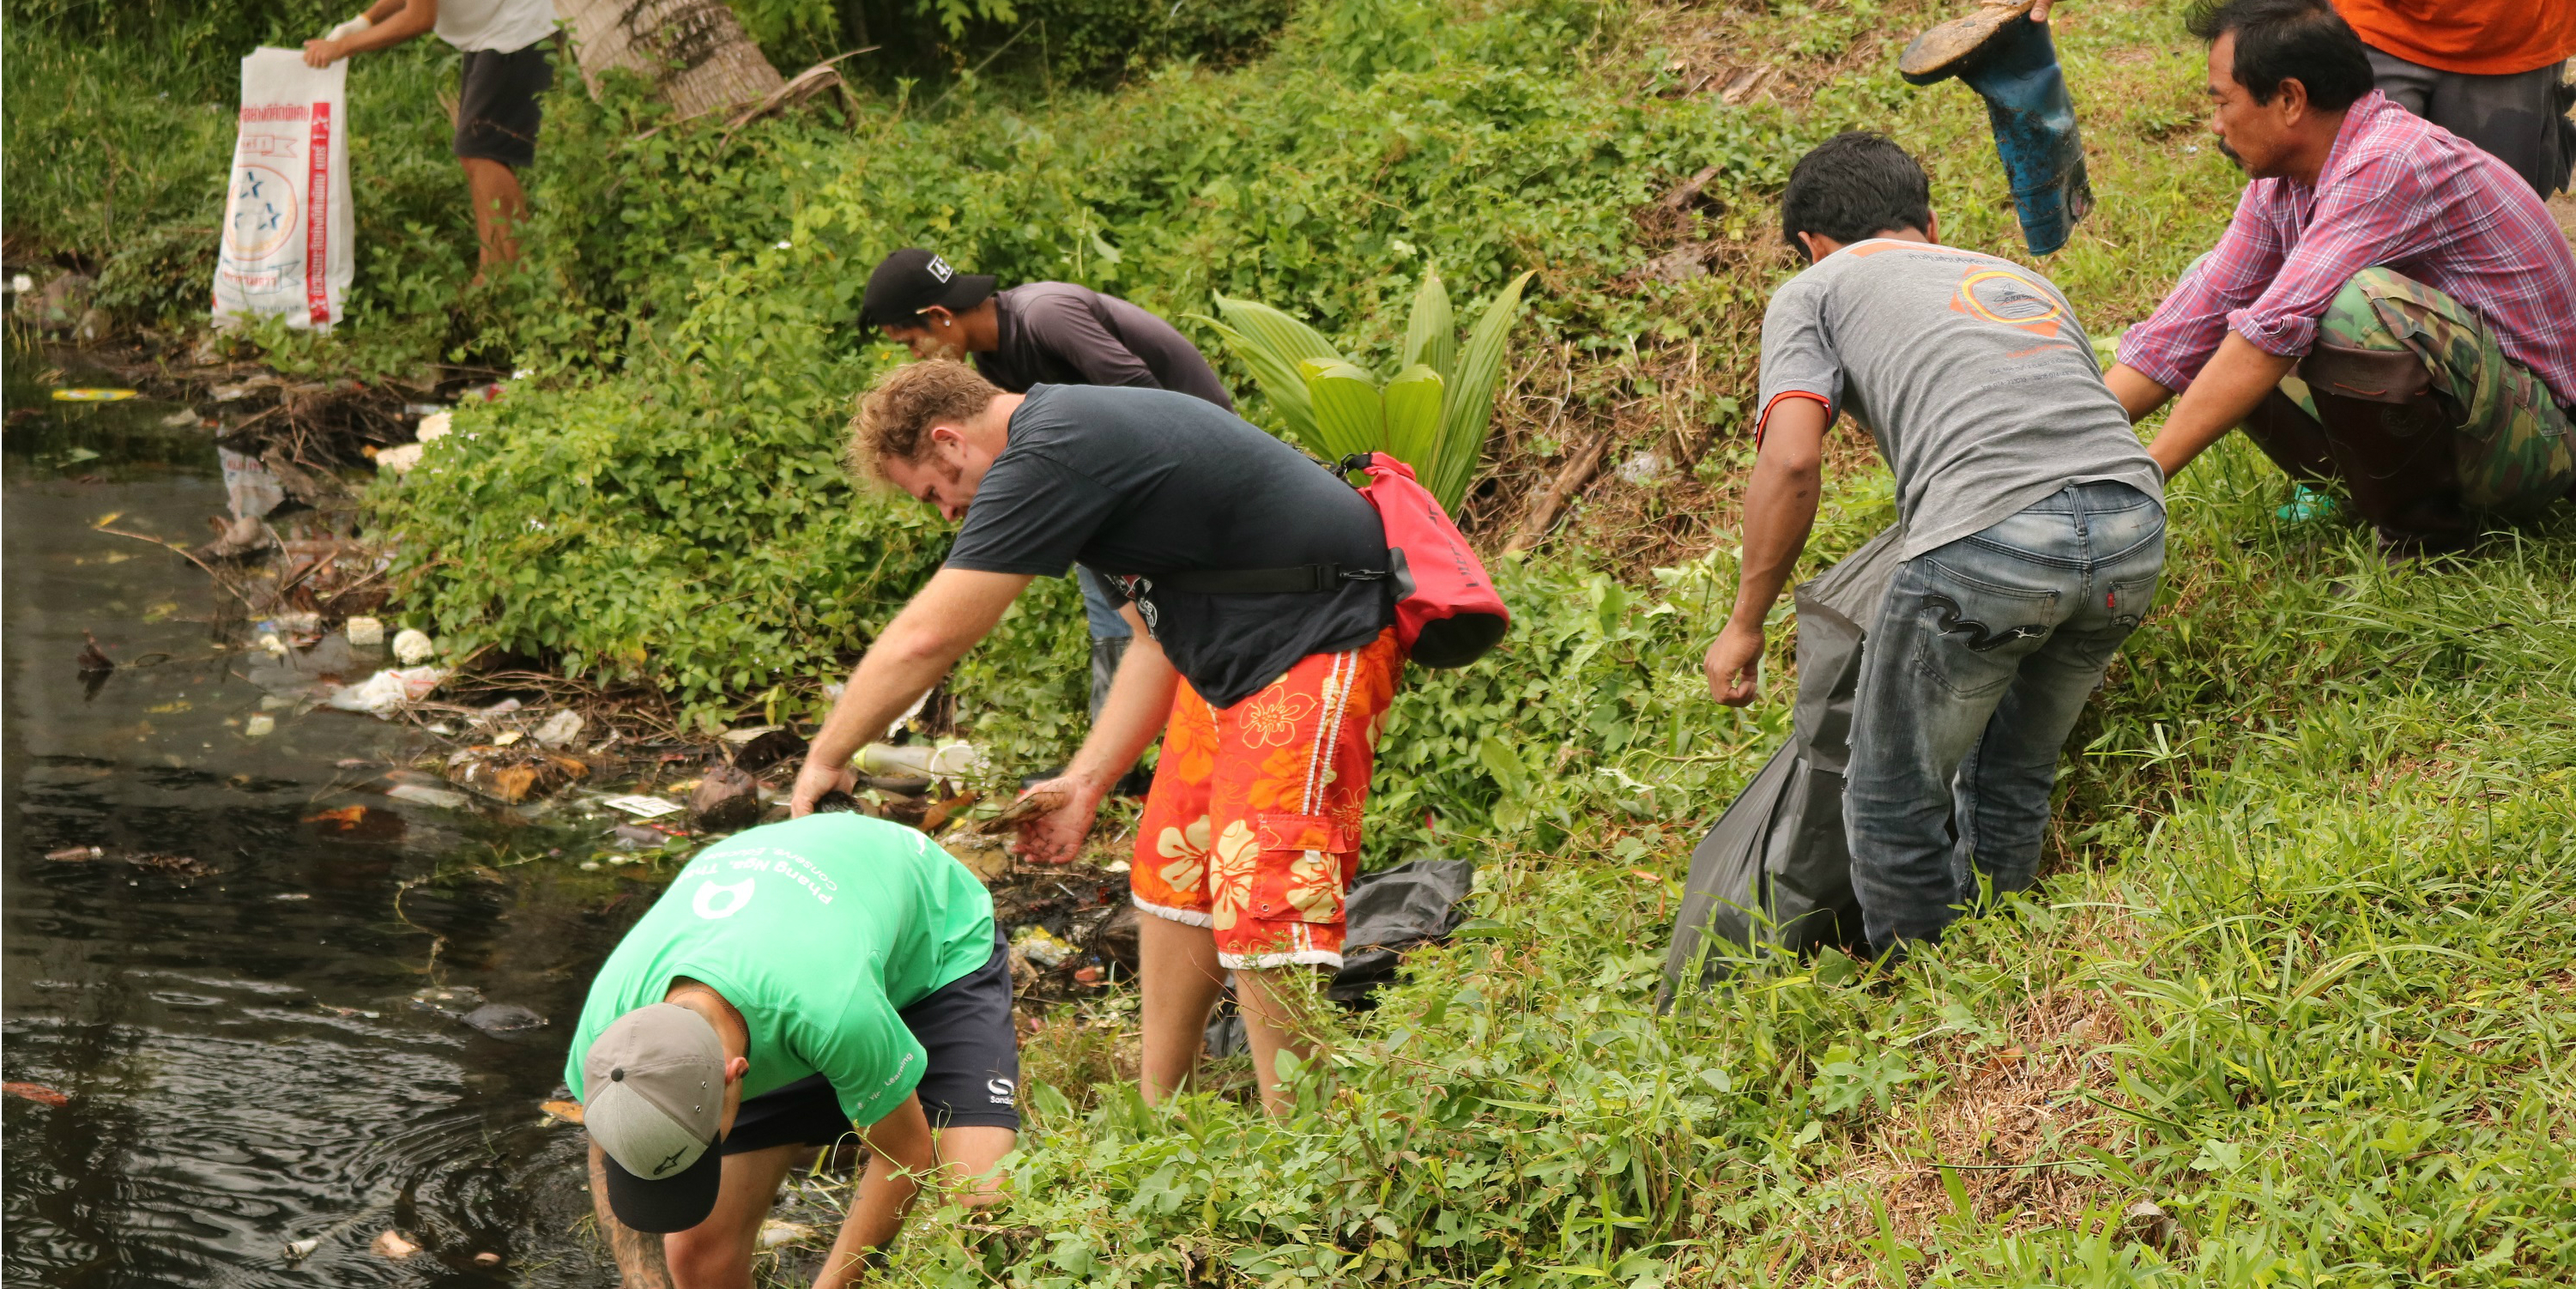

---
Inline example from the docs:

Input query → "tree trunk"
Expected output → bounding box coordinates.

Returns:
[554,0,785,122]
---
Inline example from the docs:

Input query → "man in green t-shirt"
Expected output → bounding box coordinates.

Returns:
[565,812,1018,1287]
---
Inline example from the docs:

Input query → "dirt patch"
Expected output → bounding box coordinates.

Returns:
[1800,986,2146,1285]
[1625,0,1951,111]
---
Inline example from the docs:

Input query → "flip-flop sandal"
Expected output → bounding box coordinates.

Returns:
[1899,0,2040,84]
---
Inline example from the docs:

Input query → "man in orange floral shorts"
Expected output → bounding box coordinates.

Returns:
[1133,630,1405,966]
[791,360,1406,1113]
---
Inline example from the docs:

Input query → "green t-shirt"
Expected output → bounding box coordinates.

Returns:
[563,814,996,1126]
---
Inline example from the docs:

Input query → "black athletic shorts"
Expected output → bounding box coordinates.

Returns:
[718,933,1019,1155]
[454,43,552,169]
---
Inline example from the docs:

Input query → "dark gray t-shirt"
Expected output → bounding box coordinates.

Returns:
[1756,239,2162,560]
[941,384,1389,708]
[976,284,1234,412]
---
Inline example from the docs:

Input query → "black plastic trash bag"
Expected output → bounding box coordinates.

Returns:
[1203,858,1478,1057]
[1660,529,1902,1007]
[1328,858,1478,1007]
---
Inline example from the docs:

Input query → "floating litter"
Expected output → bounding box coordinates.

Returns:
[52,388,138,402]
[386,784,469,810]
[757,1221,813,1250]
[603,795,684,820]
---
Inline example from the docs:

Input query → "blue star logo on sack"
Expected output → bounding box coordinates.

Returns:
[225,163,298,263]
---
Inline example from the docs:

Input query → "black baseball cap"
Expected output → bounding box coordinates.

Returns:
[859,249,996,330]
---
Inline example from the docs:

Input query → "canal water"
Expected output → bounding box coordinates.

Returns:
[3,349,627,1286]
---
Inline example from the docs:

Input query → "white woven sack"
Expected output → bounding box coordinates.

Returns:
[213,48,354,330]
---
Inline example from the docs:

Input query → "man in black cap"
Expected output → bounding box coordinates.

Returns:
[859,249,1236,726]
[859,249,1233,409]
[571,810,1017,1287]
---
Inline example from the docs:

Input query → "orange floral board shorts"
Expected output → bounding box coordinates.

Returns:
[1132,628,1405,970]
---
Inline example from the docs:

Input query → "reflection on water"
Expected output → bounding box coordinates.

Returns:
[3,348,626,1286]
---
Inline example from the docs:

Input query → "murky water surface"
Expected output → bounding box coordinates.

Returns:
[4,349,625,1286]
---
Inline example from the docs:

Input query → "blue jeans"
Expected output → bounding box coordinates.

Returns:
[1076,566,1134,722]
[1844,482,2165,953]
[1076,566,1134,641]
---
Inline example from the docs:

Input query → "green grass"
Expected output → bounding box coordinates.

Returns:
[767,4,2573,1285]
[871,427,2573,1287]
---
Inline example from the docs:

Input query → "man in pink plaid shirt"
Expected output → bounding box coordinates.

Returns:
[2107,0,2575,555]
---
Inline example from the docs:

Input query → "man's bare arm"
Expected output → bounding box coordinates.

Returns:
[815,1095,941,1288]
[1705,398,1828,706]
[588,1143,675,1289]
[791,569,1035,814]
[304,0,435,64]
[1016,603,1178,864]
[2142,333,2297,478]
[2104,362,2175,425]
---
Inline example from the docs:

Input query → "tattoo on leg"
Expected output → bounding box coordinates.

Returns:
[590,1147,675,1289]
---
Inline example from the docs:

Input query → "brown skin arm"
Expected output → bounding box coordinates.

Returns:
[302,0,434,64]
[2138,333,2298,478]
[790,569,1035,815]
[2104,362,2175,425]
[813,1095,940,1288]
[1705,396,1828,705]
[588,1142,677,1289]
[1016,602,1175,865]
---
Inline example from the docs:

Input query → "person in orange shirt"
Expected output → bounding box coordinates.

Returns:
[2333,0,2576,195]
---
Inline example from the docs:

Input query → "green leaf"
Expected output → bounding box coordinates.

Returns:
[1400,266,1456,382]
[1382,363,1446,471]
[1197,317,1320,445]
[1194,294,1345,447]
[1430,269,1537,511]
[1302,359,1385,461]
[1478,733,1529,796]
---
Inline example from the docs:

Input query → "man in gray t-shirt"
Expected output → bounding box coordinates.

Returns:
[1756,233,2162,562]
[1706,131,2168,959]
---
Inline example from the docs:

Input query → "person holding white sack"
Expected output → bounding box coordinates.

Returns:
[303,0,559,279]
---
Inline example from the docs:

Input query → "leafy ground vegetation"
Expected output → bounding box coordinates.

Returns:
[9,0,2576,1284]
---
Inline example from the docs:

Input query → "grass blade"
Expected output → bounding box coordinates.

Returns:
[1192,302,1341,445]
[1383,362,1446,470]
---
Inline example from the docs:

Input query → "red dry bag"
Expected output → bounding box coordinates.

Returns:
[1345,452,1509,668]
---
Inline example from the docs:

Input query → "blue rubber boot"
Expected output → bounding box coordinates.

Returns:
[1900,7,2093,256]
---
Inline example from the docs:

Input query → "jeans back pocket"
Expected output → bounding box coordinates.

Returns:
[1908,558,2063,699]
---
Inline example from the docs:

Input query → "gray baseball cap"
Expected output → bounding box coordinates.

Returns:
[582,1003,728,1232]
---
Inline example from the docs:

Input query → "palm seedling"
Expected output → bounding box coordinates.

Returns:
[1196,266,1536,513]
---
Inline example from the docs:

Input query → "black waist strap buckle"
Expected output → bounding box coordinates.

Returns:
[1140,563,1388,595]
